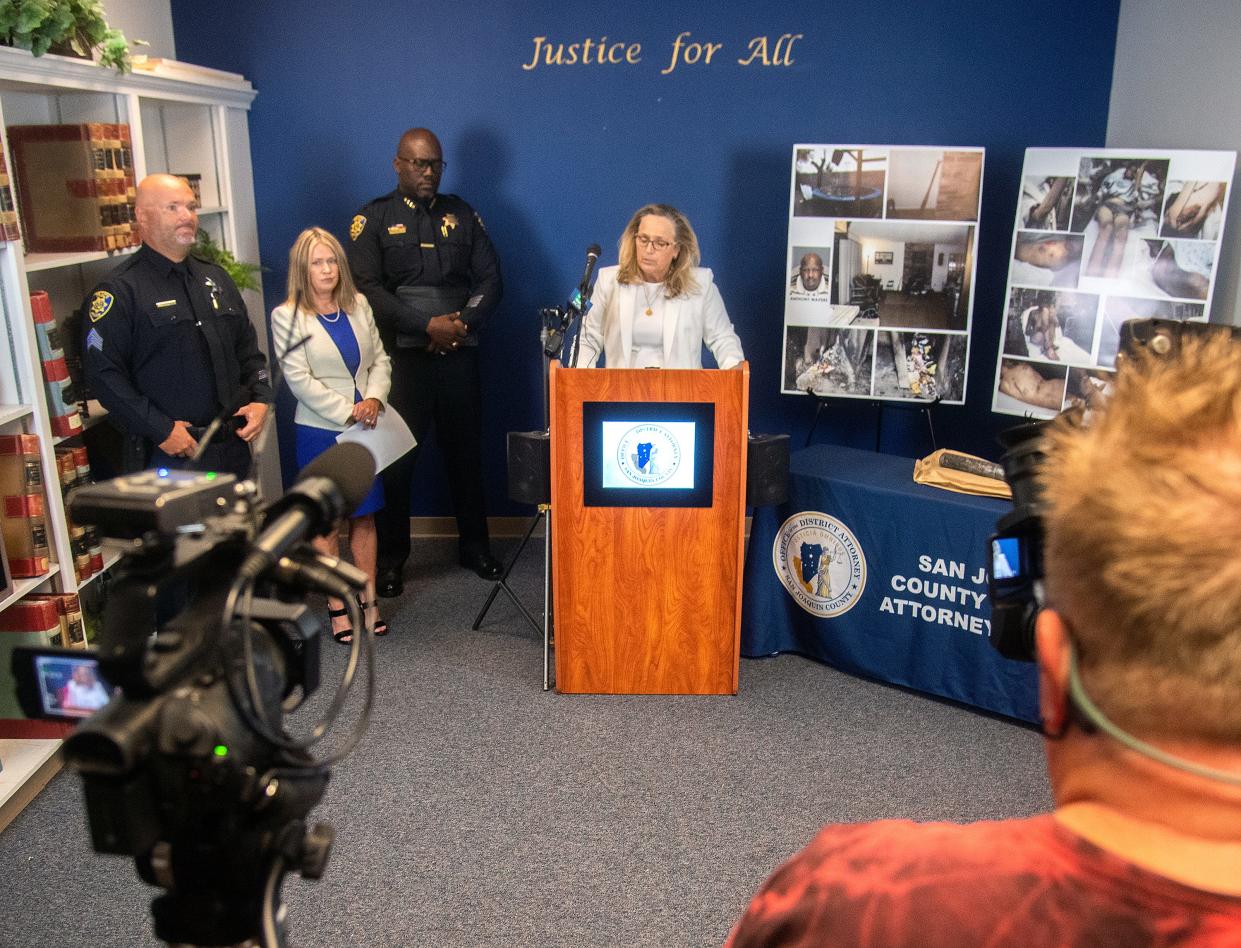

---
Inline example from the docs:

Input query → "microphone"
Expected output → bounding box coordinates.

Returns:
[238,442,376,580]
[569,243,602,313]
[187,393,248,469]
[271,550,368,600]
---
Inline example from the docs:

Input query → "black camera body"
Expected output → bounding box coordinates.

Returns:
[987,420,1047,662]
[987,318,1241,663]
[11,452,374,947]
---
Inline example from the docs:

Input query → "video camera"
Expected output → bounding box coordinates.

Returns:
[10,441,377,947]
[987,318,1241,662]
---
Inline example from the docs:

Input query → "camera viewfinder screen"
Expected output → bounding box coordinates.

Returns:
[991,537,1023,581]
[33,654,113,718]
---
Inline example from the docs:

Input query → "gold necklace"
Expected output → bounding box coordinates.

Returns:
[642,282,662,316]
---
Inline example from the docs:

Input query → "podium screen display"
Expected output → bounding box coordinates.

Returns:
[582,401,715,507]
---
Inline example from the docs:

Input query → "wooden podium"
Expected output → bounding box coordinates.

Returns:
[549,362,749,694]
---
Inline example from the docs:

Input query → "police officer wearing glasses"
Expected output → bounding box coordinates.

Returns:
[348,128,504,595]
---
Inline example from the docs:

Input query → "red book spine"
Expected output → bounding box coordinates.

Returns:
[49,412,83,438]
[41,355,69,383]
[0,433,40,455]
[3,493,45,518]
[0,597,59,631]
[29,290,53,324]
[0,720,76,738]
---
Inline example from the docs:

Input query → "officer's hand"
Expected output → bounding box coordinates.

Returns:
[351,398,383,429]
[427,313,469,350]
[234,402,269,442]
[159,421,198,458]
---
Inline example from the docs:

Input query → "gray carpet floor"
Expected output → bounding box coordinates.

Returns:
[0,538,1051,947]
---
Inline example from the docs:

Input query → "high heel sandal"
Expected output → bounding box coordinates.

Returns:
[328,605,353,645]
[359,597,388,637]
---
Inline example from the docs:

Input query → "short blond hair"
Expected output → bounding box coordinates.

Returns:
[1041,331,1241,741]
[284,227,358,315]
[616,204,701,298]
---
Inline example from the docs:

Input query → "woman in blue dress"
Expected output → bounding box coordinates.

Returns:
[272,227,392,643]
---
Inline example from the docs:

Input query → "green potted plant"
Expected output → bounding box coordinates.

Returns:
[0,0,135,73]
[192,229,263,293]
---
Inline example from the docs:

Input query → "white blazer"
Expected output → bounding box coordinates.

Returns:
[574,266,745,369]
[271,295,392,431]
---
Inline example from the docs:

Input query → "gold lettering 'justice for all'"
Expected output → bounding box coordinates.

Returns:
[521,32,803,72]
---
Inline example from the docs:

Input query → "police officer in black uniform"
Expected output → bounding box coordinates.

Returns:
[348,128,503,594]
[81,174,272,479]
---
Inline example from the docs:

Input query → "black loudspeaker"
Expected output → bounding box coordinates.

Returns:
[747,433,790,507]
[508,430,550,505]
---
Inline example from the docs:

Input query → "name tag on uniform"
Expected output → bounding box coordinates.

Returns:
[420,242,435,248]
[387,224,406,235]
[155,299,177,308]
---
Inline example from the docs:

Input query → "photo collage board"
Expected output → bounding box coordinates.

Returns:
[781,145,985,405]
[992,147,1236,419]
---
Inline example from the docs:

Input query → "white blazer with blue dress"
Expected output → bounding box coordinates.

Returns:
[271,294,392,514]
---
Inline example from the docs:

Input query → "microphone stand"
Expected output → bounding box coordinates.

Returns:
[472,286,593,692]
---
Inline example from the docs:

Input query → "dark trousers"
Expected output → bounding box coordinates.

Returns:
[378,345,489,571]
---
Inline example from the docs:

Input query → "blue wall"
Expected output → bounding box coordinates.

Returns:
[171,0,1120,514]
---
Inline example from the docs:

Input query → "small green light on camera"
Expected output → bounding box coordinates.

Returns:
[204,471,217,480]
[213,744,229,758]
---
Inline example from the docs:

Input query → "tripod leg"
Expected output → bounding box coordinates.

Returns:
[471,511,542,630]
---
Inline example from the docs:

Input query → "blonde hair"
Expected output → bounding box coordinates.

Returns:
[616,204,701,298]
[284,227,358,315]
[1041,331,1241,741]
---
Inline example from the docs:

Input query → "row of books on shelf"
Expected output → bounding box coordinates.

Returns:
[31,290,85,438]
[1,594,88,647]
[1,123,140,253]
[0,145,19,243]
[55,441,104,585]
[0,592,94,720]
[0,433,51,580]
[0,432,102,586]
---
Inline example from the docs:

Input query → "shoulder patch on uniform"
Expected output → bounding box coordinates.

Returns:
[89,290,114,322]
[350,214,366,241]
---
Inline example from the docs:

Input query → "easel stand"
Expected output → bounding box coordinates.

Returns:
[802,390,832,447]
[803,390,940,455]
[875,398,939,454]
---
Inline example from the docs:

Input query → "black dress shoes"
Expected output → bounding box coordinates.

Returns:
[377,567,404,599]
[460,551,503,581]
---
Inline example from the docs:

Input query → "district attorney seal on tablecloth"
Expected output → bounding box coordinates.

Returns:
[773,511,866,617]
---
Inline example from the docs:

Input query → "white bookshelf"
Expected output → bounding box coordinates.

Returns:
[0,738,62,832]
[0,44,267,819]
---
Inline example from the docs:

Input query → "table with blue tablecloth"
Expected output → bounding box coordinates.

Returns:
[742,445,1039,723]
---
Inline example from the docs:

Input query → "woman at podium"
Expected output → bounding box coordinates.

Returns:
[575,204,744,369]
